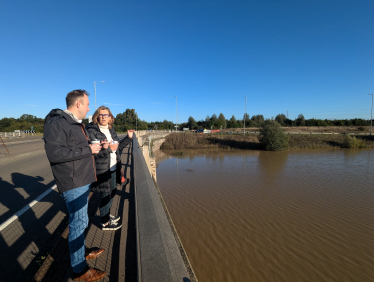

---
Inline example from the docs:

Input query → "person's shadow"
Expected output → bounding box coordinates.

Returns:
[0,173,68,282]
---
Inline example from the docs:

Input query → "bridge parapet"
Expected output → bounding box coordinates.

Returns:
[135,130,171,181]
[133,135,197,282]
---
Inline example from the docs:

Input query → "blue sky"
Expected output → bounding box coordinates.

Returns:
[1,0,373,123]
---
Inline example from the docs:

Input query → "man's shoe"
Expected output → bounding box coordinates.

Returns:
[73,266,106,281]
[102,220,122,231]
[109,214,120,222]
[85,248,105,260]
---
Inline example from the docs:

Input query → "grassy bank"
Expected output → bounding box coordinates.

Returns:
[160,133,374,151]
[220,126,370,134]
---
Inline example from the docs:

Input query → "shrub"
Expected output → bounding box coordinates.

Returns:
[260,120,288,151]
[343,135,365,148]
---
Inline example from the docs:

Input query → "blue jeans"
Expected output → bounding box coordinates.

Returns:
[62,184,90,273]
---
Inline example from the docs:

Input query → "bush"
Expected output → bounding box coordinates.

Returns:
[343,135,365,148]
[260,120,288,151]
[357,126,366,131]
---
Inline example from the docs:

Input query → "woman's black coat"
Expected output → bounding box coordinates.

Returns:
[85,122,132,193]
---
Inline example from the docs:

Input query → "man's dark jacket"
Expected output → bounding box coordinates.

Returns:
[43,109,96,194]
[85,122,132,193]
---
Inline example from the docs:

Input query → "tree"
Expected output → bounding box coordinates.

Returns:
[260,119,288,151]
[296,114,305,126]
[251,115,264,126]
[243,113,250,125]
[211,114,218,123]
[187,116,198,129]
[218,113,227,129]
[163,120,173,130]
[228,115,238,128]
[205,115,210,122]
[275,114,287,126]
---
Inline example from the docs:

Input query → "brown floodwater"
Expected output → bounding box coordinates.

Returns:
[156,149,374,282]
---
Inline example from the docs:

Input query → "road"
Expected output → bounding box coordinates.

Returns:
[0,134,126,282]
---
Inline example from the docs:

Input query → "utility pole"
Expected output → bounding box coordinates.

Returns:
[287,110,288,119]
[369,94,373,135]
[171,96,177,131]
[94,81,105,110]
[244,95,247,135]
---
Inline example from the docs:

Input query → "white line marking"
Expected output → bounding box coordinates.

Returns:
[5,139,43,145]
[0,149,46,163]
[0,185,58,232]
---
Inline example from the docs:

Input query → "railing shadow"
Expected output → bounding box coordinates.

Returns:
[0,174,67,282]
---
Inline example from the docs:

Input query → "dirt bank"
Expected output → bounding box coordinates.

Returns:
[160,133,374,151]
[221,126,370,134]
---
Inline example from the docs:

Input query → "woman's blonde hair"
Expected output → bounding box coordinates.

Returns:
[92,106,115,129]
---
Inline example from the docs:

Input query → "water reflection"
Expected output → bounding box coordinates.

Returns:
[257,151,288,176]
[157,149,374,282]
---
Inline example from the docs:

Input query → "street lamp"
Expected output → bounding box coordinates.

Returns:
[171,96,177,131]
[369,94,373,135]
[244,95,247,135]
[94,81,105,110]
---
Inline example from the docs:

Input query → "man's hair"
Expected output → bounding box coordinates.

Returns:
[92,105,115,129]
[66,89,90,108]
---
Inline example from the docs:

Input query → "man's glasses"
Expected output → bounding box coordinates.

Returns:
[99,114,110,118]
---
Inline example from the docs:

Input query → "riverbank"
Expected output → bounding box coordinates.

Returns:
[221,125,371,134]
[159,133,374,151]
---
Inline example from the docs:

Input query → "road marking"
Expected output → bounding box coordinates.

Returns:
[0,185,58,232]
[4,139,43,145]
[0,149,46,162]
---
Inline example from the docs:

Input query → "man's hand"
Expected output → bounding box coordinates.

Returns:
[89,143,101,154]
[101,139,109,149]
[127,130,134,138]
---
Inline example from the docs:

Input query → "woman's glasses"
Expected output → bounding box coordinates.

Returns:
[99,114,110,118]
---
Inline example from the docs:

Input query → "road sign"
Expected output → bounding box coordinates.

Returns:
[31,126,33,129]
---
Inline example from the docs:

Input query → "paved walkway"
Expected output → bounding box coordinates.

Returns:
[32,144,137,282]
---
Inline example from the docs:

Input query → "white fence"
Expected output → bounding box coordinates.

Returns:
[0,132,25,138]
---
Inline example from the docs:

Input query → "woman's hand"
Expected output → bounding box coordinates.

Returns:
[101,139,109,149]
[110,142,119,151]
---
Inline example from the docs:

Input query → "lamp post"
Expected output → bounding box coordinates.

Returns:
[244,95,247,135]
[171,96,177,131]
[369,94,373,136]
[94,81,105,110]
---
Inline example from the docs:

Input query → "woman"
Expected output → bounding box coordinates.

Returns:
[86,105,133,231]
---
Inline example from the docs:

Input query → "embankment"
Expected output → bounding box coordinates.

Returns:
[159,133,374,151]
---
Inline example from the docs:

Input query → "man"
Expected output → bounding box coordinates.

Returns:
[44,90,106,281]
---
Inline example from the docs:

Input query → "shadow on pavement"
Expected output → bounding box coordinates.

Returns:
[0,173,68,282]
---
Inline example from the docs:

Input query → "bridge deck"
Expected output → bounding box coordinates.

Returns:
[32,145,137,282]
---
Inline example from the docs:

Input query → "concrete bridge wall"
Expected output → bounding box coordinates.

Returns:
[133,134,197,282]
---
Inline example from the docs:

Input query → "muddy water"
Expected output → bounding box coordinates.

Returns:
[156,149,374,282]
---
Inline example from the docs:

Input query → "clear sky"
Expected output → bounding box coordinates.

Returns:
[1,0,373,123]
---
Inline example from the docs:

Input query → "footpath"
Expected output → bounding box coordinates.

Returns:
[32,145,137,282]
